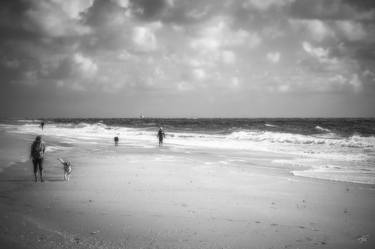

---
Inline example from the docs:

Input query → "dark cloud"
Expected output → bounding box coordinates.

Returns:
[84,0,127,27]
[343,0,375,11]
[0,0,38,41]
[289,0,375,21]
[129,0,169,20]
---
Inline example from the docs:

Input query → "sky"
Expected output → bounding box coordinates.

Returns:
[0,0,375,118]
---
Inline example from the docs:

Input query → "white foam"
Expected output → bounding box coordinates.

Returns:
[265,123,278,127]
[315,125,331,132]
[292,167,375,185]
[2,121,375,184]
[45,146,68,153]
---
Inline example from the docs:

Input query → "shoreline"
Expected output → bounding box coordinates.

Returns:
[1,147,375,249]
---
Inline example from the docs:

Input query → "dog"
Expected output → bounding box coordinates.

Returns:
[58,158,72,181]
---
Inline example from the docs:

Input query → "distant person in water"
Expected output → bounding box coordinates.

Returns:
[114,136,119,146]
[30,135,46,182]
[40,121,45,130]
[157,127,165,146]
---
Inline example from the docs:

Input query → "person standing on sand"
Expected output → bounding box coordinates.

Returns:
[157,127,166,146]
[40,121,45,130]
[30,135,46,182]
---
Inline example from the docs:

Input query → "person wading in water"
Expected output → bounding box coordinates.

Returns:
[157,127,166,146]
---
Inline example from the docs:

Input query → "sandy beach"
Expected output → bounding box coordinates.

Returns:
[1,135,374,249]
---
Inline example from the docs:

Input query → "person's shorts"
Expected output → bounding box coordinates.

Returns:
[33,158,43,173]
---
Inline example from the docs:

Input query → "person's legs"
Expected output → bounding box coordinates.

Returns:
[33,160,38,182]
[38,159,44,182]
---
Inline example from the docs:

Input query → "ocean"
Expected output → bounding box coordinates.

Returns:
[1,118,374,184]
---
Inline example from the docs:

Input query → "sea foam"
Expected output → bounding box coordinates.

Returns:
[2,119,375,185]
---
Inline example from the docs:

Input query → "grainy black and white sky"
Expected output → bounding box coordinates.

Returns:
[0,0,374,118]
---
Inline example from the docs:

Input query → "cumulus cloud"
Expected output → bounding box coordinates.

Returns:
[0,0,374,117]
[349,74,363,92]
[335,21,366,41]
[51,0,94,19]
[132,26,158,52]
[190,17,261,51]
[302,42,329,59]
[129,0,170,20]
[193,68,207,81]
[266,52,280,63]
[177,81,194,91]
[243,0,294,11]
[289,0,375,21]
[24,0,90,37]
[290,19,334,42]
[221,50,236,64]
[73,53,98,77]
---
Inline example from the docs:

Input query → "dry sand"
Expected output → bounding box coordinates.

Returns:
[0,146,374,249]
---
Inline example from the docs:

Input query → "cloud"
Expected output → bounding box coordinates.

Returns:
[1,0,374,118]
[132,26,158,52]
[230,77,240,88]
[177,81,194,91]
[266,52,280,63]
[349,73,363,92]
[243,0,294,11]
[289,0,375,21]
[1,58,20,69]
[193,68,207,81]
[302,42,328,58]
[50,0,94,19]
[114,0,130,8]
[73,53,98,77]
[221,50,236,64]
[290,19,334,42]
[129,0,169,20]
[191,17,261,51]
[83,0,131,27]
[24,0,92,38]
[335,21,366,41]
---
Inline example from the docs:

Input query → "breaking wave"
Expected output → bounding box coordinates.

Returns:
[1,119,375,185]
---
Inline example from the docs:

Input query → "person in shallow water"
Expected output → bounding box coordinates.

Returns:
[30,135,46,182]
[40,121,45,130]
[114,136,119,146]
[157,127,166,146]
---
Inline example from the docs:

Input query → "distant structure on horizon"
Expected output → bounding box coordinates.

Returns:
[140,114,145,119]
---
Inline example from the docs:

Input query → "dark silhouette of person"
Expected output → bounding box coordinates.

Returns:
[114,136,119,146]
[40,121,45,130]
[157,127,165,146]
[30,135,46,182]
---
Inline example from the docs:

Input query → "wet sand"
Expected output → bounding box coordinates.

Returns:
[0,145,375,249]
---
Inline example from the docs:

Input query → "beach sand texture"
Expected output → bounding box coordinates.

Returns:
[0,124,375,249]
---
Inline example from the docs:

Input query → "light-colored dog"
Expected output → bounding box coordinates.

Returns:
[58,158,72,181]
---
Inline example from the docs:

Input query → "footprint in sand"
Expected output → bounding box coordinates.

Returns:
[357,234,369,244]
[74,237,80,244]
[313,241,327,246]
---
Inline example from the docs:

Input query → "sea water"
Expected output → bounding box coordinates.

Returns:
[0,118,374,184]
